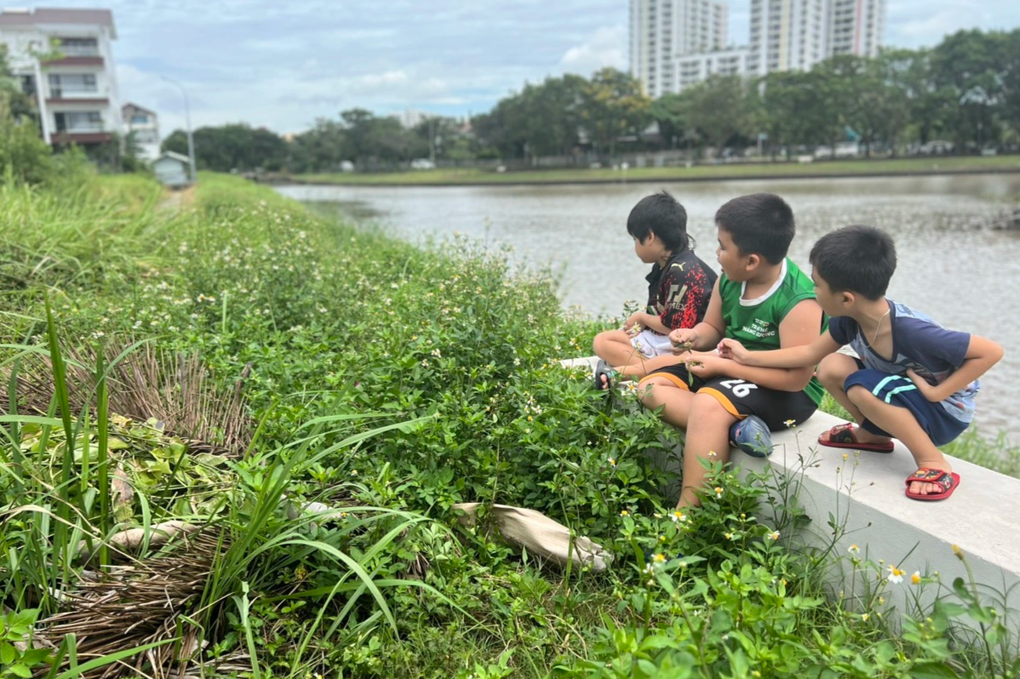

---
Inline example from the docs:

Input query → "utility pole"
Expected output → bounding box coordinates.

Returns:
[160,75,197,183]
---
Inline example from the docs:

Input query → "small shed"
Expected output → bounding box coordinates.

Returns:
[153,151,192,188]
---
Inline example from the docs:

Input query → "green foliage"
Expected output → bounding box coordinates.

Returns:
[163,123,288,172]
[2,174,1018,678]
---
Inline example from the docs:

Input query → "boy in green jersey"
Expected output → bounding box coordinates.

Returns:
[638,193,824,509]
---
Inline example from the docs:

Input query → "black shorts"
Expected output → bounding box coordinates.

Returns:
[640,363,818,431]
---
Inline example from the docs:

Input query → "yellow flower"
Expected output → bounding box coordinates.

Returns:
[725,532,734,540]
[707,450,718,458]
[714,487,723,498]
[911,571,921,585]
[861,613,870,622]
[620,510,629,517]
[784,419,796,428]
[608,457,617,468]
[952,544,964,560]
[653,553,666,563]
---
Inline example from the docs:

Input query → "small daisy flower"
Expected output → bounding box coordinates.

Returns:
[670,510,687,523]
[848,544,860,554]
[714,487,723,498]
[784,419,797,428]
[887,565,905,584]
[725,532,734,540]
[952,544,964,560]
[652,553,666,563]
[769,531,780,541]
[911,571,921,585]
[861,613,870,622]
[608,457,617,468]
[620,510,629,517]
[707,450,718,458]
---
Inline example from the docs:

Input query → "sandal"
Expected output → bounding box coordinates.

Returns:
[593,359,616,391]
[818,423,894,453]
[905,468,961,501]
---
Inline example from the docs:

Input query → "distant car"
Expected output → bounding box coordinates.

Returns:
[814,142,860,160]
[411,158,435,170]
[918,140,954,155]
[340,160,355,173]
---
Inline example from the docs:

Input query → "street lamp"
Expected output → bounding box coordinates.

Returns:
[160,75,197,183]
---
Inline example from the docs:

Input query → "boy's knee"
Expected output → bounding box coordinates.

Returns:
[817,354,852,387]
[690,392,732,421]
[845,384,873,406]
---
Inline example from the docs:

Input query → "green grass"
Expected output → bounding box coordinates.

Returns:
[296,154,1020,186]
[3,170,1018,679]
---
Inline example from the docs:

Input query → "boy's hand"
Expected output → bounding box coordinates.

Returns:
[670,328,698,354]
[717,338,751,364]
[685,353,725,378]
[623,313,644,335]
[905,369,942,402]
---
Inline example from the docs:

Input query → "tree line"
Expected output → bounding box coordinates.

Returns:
[161,28,1019,172]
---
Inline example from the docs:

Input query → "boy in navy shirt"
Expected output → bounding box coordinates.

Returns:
[719,225,1003,501]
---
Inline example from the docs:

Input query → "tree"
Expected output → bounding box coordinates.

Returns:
[581,68,651,160]
[164,124,287,172]
[932,29,1007,149]
[649,93,688,150]
[678,75,755,154]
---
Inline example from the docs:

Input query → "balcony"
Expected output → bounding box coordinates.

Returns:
[47,97,109,106]
[43,56,104,67]
[51,131,112,145]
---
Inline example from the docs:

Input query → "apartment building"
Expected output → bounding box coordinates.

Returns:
[747,0,827,77]
[630,0,729,98]
[0,7,121,146]
[827,0,886,58]
[676,48,750,90]
[122,102,160,161]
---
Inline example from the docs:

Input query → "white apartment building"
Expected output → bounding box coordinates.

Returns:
[630,0,729,98]
[0,7,121,147]
[675,48,750,90]
[747,0,827,77]
[122,102,160,162]
[827,0,886,58]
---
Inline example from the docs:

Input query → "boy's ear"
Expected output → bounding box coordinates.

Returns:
[745,253,761,271]
[841,291,855,308]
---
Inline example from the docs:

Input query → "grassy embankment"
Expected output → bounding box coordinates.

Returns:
[1,171,1018,678]
[297,154,1020,186]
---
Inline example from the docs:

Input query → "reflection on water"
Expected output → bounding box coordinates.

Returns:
[277,174,1020,441]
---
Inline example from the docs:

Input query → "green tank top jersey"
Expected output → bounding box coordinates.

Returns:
[719,258,825,405]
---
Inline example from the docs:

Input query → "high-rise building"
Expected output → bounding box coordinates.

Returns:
[630,0,729,98]
[747,0,827,77]
[827,0,886,58]
[0,7,122,147]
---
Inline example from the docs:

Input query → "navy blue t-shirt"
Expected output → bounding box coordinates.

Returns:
[828,300,977,423]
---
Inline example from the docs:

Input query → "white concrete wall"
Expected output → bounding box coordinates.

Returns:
[562,355,1020,631]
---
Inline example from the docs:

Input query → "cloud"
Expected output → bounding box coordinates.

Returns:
[16,0,1020,135]
[558,26,627,76]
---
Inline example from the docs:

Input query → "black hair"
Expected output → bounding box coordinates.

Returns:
[626,191,691,253]
[809,225,896,300]
[714,193,794,265]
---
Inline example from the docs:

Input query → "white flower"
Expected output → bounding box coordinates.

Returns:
[670,510,687,523]
[784,419,797,428]
[848,544,860,554]
[887,565,905,584]
[769,531,780,541]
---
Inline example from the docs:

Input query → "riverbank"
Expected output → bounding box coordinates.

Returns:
[287,154,1020,187]
[3,172,1017,678]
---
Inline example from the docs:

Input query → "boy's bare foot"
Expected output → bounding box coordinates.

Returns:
[907,458,955,497]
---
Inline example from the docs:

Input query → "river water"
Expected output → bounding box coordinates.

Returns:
[277,174,1020,442]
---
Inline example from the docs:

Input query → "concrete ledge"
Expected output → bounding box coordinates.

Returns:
[562,355,1020,625]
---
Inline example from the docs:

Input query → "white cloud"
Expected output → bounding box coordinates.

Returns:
[558,26,627,76]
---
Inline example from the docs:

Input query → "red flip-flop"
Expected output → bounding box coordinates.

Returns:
[818,423,894,453]
[905,468,961,501]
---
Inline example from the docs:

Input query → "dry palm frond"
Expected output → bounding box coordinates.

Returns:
[36,529,238,679]
[1,342,252,456]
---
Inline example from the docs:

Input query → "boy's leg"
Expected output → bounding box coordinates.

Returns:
[677,392,736,508]
[593,329,645,369]
[617,352,687,381]
[637,376,697,429]
[817,353,893,447]
[845,385,952,497]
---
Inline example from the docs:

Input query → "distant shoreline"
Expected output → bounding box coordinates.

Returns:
[271,156,1020,189]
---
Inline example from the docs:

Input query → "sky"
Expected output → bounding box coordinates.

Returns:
[9,0,1020,137]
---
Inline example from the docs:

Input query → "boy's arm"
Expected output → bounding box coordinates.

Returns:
[719,330,840,369]
[669,279,725,351]
[704,300,828,391]
[628,311,670,335]
[906,335,1004,402]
